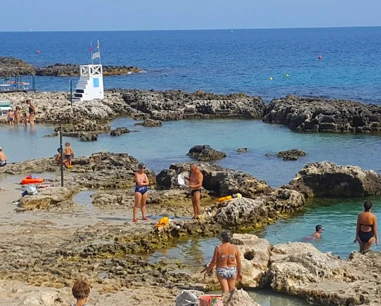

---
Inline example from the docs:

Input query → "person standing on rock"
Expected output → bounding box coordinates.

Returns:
[0,147,7,167]
[354,201,378,254]
[204,230,242,293]
[26,99,36,126]
[185,163,204,219]
[133,163,150,222]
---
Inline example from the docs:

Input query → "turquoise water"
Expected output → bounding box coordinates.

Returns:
[1,28,381,103]
[1,119,381,187]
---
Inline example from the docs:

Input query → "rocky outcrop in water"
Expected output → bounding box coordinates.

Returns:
[263,95,381,133]
[36,63,141,76]
[121,89,265,121]
[0,57,35,77]
[135,119,163,127]
[156,162,272,198]
[0,92,132,125]
[223,289,261,306]
[276,149,306,161]
[288,161,381,197]
[110,127,129,136]
[187,145,227,161]
[205,188,305,228]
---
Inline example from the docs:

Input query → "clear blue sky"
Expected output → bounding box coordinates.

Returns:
[1,0,381,31]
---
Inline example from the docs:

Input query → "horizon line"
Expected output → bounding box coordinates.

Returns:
[1,25,380,33]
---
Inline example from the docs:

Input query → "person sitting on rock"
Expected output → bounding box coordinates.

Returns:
[354,201,378,254]
[71,279,90,306]
[312,224,324,239]
[204,230,242,293]
[64,142,75,166]
[0,147,7,167]
[55,148,66,166]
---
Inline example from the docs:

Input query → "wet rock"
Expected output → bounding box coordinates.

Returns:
[110,127,129,136]
[54,120,111,134]
[263,95,381,133]
[121,89,265,121]
[187,145,227,161]
[19,290,59,305]
[156,163,271,198]
[232,234,270,288]
[237,148,248,153]
[135,119,163,127]
[20,187,75,210]
[205,188,305,227]
[276,149,306,161]
[80,132,98,142]
[43,133,58,138]
[223,289,261,306]
[288,161,381,197]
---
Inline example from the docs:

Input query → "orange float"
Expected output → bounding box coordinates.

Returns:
[21,175,44,185]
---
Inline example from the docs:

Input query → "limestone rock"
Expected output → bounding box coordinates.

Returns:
[110,127,129,136]
[0,56,35,77]
[263,95,381,133]
[276,149,306,161]
[237,148,248,153]
[288,161,381,197]
[79,132,98,142]
[135,119,163,127]
[206,189,304,227]
[156,163,271,198]
[20,187,74,210]
[223,289,261,306]
[187,145,227,161]
[232,234,271,288]
[121,89,265,121]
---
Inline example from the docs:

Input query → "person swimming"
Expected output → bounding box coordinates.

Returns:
[303,224,324,241]
[133,163,150,223]
[354,201,378,254]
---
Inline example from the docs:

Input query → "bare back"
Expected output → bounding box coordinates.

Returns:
[358,212,376,232]
[215,243,238,268]
[0,152,7,161]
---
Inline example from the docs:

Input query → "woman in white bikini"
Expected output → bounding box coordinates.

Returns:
[204,230,242,292]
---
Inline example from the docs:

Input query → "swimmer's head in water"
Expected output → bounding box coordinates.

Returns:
[138,163,146,170]
[221,230,232,243]
[315,225,324,232]
[364,201,372,212]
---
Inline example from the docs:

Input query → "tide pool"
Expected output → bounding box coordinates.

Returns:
[1,119,381,187]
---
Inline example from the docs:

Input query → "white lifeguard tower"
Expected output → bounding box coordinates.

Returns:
[73,41,104,102]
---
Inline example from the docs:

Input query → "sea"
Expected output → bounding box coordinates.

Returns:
[1,27,381,305]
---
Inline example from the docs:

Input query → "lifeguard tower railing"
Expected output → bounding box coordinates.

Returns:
[0,76,36,92]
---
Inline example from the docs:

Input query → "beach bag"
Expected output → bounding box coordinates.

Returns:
[199,295,223,306]
[26,185,37,195]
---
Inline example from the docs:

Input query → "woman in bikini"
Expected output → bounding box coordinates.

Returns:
[354,201,378,254]
[26,99,36,127]
[204,230,242,293]
[133,163,150,223]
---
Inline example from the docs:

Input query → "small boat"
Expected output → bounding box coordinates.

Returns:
[21,176,44,185]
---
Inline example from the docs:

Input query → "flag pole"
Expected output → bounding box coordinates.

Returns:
[90,42,93,64]
[98,40,101,65]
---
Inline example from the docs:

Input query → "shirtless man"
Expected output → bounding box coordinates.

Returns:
[186,164,204,219]
[312,225,324,239]
[7,109,14,126]
[354,201,378,254]
[26,99,36,127]
[0,147,7,167]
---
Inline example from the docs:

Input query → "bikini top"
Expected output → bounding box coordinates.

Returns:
[136,173,147,186]
[217,245,237,260]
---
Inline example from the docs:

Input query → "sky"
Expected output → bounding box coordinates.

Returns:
[1,0,381,31]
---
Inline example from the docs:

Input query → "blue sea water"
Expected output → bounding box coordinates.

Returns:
[1,27,381,102]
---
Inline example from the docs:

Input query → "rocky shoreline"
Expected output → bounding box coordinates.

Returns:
[2,90,381,136]
[0,57,141,77]
[2,151,381,304]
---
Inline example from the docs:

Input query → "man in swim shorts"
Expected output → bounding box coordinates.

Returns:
[186,163,204,219]
[0,147,7,167]
[7,109,14,126]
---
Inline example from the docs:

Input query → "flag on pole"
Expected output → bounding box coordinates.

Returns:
[96,40,100,49]
[92,51,100,60]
